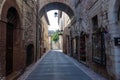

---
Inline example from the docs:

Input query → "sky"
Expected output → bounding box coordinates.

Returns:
[47,10,60,31]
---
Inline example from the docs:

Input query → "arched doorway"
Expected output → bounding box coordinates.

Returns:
[6,7,19,76]
[38,2,75,55]
[26,44,34,67]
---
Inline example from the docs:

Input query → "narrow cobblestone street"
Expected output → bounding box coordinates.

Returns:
[1,0,120,80]
[18,50,107,80]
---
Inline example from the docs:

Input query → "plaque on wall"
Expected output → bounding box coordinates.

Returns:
[114,38,120,46]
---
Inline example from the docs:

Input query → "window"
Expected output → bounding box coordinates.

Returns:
[92,31,106,65]
[92,15,98,31]
[92,15,106,65]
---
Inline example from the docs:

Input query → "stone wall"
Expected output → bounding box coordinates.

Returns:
[40,15,50,55]
[22,0,37,56]
[0,0,38,79]
[0,21,6,80]
[108,0,120,79]
[60,0,120,79]
[68,0,120,79]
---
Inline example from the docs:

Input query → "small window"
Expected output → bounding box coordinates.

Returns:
[92,15,98,31]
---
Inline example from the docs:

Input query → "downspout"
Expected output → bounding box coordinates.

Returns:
[35,0,39,61]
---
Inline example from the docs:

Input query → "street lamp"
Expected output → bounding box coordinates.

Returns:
[54,12,58,17]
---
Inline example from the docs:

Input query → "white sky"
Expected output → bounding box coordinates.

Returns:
[47,10,60,31]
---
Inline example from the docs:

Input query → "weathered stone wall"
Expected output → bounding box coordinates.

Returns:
[69,0,120,79]
[0,0,5,19]
[0,1,5,78]
[22,0,37,60]
[0,0,24,79]
[108,0,120,79]
[40,15,49,55]
[0,21,6,80]
[61,0,120,79]
[0,0,38,79]
[71,0,110,79]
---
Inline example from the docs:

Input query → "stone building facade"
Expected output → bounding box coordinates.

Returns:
[40,14,50,56]
[0,0,49,80]
[58,11,71,53]
[0,0,120,80]
[58,11,71,31]
[0,0,25,79]
[63,0,120,80]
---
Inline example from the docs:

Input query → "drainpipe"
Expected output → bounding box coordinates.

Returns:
[35,0,39,62]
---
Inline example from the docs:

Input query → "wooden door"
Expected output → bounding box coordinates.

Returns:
[6,23,14,76]
[26,44,34,66]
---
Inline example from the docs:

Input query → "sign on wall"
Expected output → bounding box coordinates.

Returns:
[114,38,120,46]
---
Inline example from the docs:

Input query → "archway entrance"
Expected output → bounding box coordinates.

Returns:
[26,44,34,66]
[39,1,74,49]
[6,7,19,76]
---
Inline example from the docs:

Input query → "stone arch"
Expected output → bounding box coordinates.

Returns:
[0,0,6,17]
[1,0,22,25]
[39,0,75,12]
[39,1,75,19]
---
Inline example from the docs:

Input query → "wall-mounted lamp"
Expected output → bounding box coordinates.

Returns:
[54,12,58,17]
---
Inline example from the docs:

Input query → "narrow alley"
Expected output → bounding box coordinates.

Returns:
[18,50,106,80]
[0,0,120,80]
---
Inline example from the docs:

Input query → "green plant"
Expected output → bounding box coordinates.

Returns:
[52,31,59,43]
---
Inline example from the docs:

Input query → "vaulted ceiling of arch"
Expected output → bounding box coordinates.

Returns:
[38,0,75,19]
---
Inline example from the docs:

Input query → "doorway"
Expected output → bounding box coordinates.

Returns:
[6,23,14,76]
[6,7,19,76]
[79,35,86,62]
[26,44,34,66]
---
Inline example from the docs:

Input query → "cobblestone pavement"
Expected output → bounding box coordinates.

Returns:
[18,50,107,80]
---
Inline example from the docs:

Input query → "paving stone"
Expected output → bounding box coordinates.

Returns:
[18,50,107,80]
[26,51,92,80]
